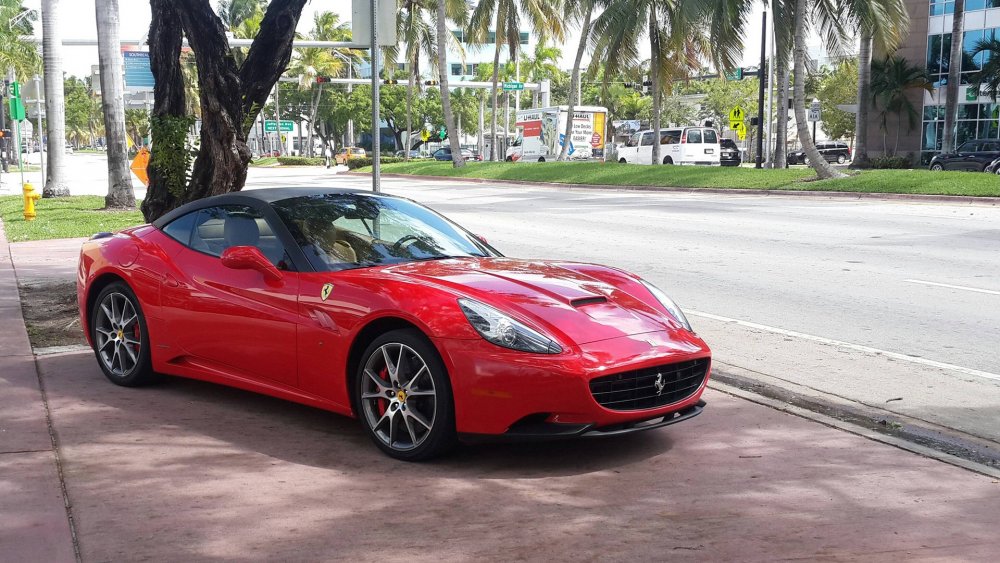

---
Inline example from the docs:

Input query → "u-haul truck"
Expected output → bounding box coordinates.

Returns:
[506,106,608,162]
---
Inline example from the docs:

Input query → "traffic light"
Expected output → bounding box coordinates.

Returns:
[424,80,439,86]
[383,79,399,85]
[438,127,447,141]
[623,82,634,89]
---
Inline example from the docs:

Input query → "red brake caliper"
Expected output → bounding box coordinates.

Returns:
[377,366,389,416]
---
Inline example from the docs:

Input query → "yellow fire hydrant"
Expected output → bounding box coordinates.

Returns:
[23,183,41,222]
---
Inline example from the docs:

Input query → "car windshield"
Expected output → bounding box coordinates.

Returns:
[271,193,497,271]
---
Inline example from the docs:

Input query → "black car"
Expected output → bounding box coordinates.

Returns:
[929,139,1000,172]
[432,147,477,161]
[720,139,741,167]
[788,141,852,165]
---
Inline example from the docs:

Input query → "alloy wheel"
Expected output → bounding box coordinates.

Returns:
[94,292,142,378]
[360,343,438,452]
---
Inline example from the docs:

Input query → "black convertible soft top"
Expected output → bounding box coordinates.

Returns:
[151,187,381,229]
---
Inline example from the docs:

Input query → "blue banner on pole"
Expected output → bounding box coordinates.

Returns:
[123,51,155,91]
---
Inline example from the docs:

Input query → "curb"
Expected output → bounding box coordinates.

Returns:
[349,171,1000,205]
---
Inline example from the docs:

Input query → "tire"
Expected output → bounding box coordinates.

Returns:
[90,281,157,387]
[355,329,457,461]
[930,163,943,171]
[505,156,513,162]
[837,155,846,164]
[619,158,627,164]
[538,157,545,162]
[663,157,673,165]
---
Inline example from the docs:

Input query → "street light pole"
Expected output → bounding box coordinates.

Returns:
[33,74,44,186]
[754,8,767,169]
[370,0,381,193]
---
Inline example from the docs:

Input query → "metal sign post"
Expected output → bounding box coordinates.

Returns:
[33,75,44,186]
[370,0,380,194]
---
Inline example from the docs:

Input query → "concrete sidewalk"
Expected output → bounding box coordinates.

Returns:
[4,233,1000,561]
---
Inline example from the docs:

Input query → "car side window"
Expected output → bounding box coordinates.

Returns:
[641,132,654,146]
[626,133,641,147]
[957,142,973,152]
[702,129,718,144]
[161,210,200,247]
[686,129,702,144]
[660,130,680,144]
[190,205,292,270]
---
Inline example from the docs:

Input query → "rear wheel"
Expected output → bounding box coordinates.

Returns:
[90,282,156,386]
[356,329,456,461]
[930,163,944,171]
[663,156,673,165]
[618,158,626,164]
[538,157,545,162]
[837,154,846,164]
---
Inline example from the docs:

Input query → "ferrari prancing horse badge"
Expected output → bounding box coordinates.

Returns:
[320,283,334,301]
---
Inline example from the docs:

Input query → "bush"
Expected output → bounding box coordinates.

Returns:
[347,156,405,170]
[868,155,912,169]
[276,156,325,166]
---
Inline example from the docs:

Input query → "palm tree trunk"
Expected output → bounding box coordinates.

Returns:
[436,0,464,168]
[852,31,872,168]
[406,57,414,161]
[307,83,322,157]
[942,0,966,154]
[42,0,70,197]
[490,28,501,161]
[774,55,789,168]
[558,5,592,161]
[95,0,136,207]
[895,113,901,155]
[792,0,843,179]
[649,10,661,166]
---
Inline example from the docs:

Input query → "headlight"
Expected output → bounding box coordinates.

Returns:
[458,298,562,354]
[640,280,692,331]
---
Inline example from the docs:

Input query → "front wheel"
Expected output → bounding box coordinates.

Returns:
[663,156,673,165]
[90,281,157,386]
[837,155,846,164]
[930,163,944,171]
[356,329,457,461]
[618,158,627,164]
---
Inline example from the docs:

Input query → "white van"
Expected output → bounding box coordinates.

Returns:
[616,126,721,166]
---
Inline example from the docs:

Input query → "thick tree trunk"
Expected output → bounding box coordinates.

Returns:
[649,11,661,166]
[774,55,789,168]
[792,0,844,179]
[95,0,135,206]
[559,6,592,161]
[42,0,70,197]
[852,32,873,168]
[942,0,966,154]
[437,0,464,167]
[142,0,187,221]
[489,32,501,161]
[405,47,416,161]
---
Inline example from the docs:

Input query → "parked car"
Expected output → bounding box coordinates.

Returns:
[335,147,366,166]
[432,147,478,161]
[985,156,1000,175]
[394,150,422,159]
[787,142,852,165]
[77,188,710,461]
[719,138,741,167]
[616,126,721,165]
[928,139,1000,172]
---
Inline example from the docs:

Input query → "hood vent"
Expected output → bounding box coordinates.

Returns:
[570,296,608,308]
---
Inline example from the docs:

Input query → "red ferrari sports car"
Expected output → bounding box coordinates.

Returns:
[77,188,711,460]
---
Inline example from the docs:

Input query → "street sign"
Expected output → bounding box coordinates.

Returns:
[130,147,150,186]
[502,81,524,91]
[966,87,979,101]
[123,51,155,91]
[735,121,747,141]
[264,120,294,132]
[420,129,431,142]
[808,100,821,122]
[729,105,745,130]
[724,68,743,81]
[438,127,447,140]
[7,81,25,121]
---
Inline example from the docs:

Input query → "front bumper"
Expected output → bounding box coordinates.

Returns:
[433,330,711,436]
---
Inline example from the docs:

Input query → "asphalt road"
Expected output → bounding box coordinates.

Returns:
[8,155,999,445]
[247,168,1000,445]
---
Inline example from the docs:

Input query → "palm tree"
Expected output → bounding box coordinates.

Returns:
[436,0,469,167]
[95,0,135,208]
[558,0,595,161]
[592,0,746,166]
[0,0,41,79]
[871,55,932,155]
[969,37,1000,100]
[399,0,436,160]
[941,0,966,154]
[41,0,70,196]
[125,108,151,147]
[468,0,565,161]
[217,0,266,29]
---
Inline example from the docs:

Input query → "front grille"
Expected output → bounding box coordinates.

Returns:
[589,358,709,411]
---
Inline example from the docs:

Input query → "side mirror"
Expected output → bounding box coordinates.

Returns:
[221,246,283,284]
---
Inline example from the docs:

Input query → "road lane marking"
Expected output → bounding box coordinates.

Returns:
[688,310,1000,382]
[904,279,1000,296]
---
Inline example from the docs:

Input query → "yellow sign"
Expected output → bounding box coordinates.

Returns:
[320,283,334,301]
[729,106,745,124]
[592,111,606,149]
[420,129,431,142]
[130,147,150,186]
[735,121,747,141]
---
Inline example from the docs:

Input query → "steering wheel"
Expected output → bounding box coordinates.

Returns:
[391,234,422,252]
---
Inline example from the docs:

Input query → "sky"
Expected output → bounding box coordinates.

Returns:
[25,0,783,81]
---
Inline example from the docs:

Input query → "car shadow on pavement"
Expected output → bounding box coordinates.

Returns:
[34,351,1000,562]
